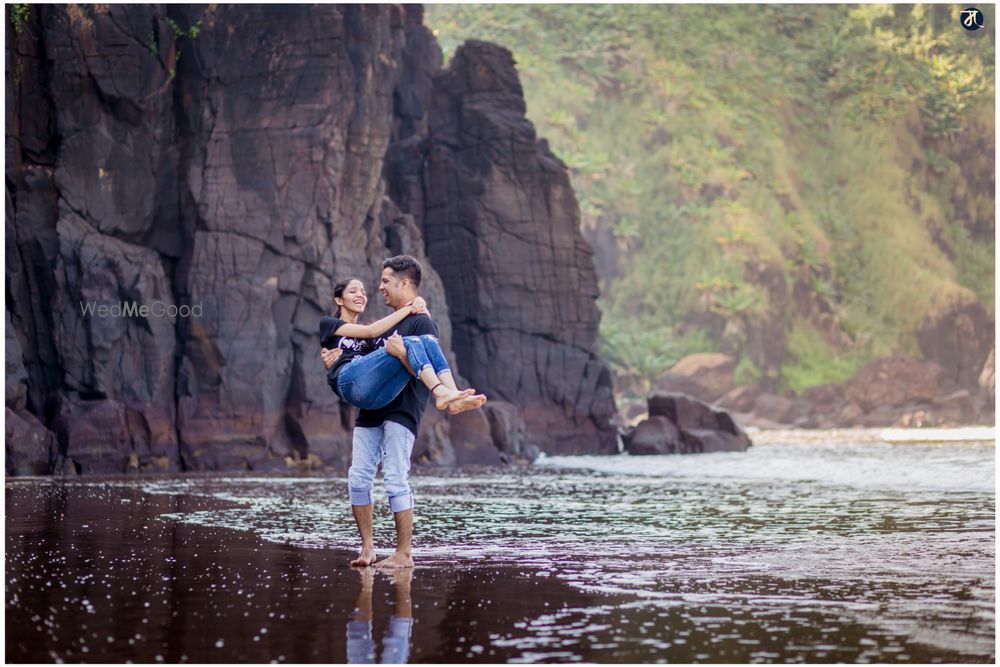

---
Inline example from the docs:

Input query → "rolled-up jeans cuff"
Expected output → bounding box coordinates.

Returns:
[350,488,374,506]
[388,491,413,513]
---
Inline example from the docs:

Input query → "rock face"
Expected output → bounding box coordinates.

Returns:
[6,6,615,474]
[388,40,618,455]
[624,393,752,455]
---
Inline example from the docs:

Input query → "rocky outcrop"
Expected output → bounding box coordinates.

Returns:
[6,5,614,474]
[655,353,736,403]
[917,296,993,393]
[388,40,618,455]
[721,354,992,429]
[845,356,948,412]
[6,311,58,475]
[624,392,752,455]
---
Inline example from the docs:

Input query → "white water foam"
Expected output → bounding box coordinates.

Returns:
[538,438,995,494]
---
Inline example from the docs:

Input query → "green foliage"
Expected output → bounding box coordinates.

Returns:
[599,323,712,380]
[428,5,994,391]
[166,16,202,41]
[733,356,762,387]
[780,322,867,394]
[10,4,29,35]
[160,16,202,76]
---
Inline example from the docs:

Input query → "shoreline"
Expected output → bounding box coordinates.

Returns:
[6,458,994,663]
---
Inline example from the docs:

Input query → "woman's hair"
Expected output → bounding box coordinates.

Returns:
[333,277,364,317]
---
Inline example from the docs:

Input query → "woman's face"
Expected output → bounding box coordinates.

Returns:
[337,280,368,315]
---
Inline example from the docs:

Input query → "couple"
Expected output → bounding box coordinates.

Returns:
[320,255,486,569]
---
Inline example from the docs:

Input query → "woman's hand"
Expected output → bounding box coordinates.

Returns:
[409,296,428,315]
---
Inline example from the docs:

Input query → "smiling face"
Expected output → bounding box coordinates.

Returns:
[334,279,367,317]
[379,267,412,310]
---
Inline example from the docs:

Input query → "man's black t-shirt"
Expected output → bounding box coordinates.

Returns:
[354,313,438,437]
[319,316,376,398]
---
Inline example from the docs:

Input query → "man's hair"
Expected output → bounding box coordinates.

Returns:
[382,255,422,287]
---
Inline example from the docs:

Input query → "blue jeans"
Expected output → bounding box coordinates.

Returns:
[346,617,413,664]
[337,335,450,410]
[348,421,415,512]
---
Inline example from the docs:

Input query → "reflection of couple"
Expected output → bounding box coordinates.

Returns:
[320,255,486,568]
[347,569,413,664]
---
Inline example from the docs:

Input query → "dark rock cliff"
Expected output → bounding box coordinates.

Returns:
[388,40,617,454]
[5,4,617,474]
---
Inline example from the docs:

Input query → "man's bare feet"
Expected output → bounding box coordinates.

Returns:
[373,551,414,569]
[383,568,414,586]
[447,393,487,415]
[351,548,377,567]
[432,385,475,411]
[356,567,375,589]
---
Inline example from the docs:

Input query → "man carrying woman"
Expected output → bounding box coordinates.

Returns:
[320,255,485,568]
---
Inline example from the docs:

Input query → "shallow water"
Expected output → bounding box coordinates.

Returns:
[6,434,995,663]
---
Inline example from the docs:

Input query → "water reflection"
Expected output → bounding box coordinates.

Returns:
[6,438,995,662]
[347,569,414,664]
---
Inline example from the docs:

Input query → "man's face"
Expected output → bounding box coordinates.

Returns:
[379,268,407,309]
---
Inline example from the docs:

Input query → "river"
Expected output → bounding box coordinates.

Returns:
[6,429,994,662]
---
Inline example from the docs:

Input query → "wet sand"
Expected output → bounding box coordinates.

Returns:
[6,478,610,663]
[6,470,993,663]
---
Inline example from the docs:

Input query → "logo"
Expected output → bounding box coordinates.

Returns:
[961,8,984,31]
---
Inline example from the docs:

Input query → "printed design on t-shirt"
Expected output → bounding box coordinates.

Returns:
[338,336,373,355]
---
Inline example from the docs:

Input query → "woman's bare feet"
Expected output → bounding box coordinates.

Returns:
[447,393,487,415]
[432,385,475,411]
[373,551,414,569]
[351,548,377,567]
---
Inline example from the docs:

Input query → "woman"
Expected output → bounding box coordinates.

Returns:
[319,277,481,413]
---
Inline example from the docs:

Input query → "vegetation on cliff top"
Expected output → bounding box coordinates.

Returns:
[427,4,994,393]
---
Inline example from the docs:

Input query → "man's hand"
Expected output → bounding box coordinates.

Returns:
[321,347,343,371]
[385,332,417,377]
[385,332,406,361]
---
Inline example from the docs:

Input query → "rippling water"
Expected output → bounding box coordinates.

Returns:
[6,432,995,662]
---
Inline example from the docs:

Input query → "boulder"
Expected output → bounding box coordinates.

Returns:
[6,407,57,476]
[483,400,529,462]
[751,393,796,424]
[449,409,503,465]
[413,409,457,467]
[656,353,736,402]
[800,383,845,410]
[918,296,993,391]
[624,416,681,455]
[930,390,977,425]
[639,392,752,454]
[716,385,760,413]
[846,356,946,413]
[837,402,865,426]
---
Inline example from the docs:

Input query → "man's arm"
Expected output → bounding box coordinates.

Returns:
[384,314,438,377]
[385,333,416,377]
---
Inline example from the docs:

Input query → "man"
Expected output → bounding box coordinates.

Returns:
[346,569,412,663]
[321,255,483,569]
